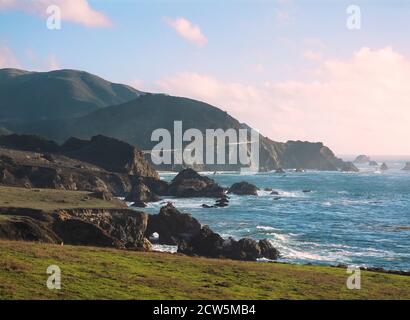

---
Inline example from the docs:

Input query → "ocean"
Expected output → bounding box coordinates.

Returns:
[140,160,410,271]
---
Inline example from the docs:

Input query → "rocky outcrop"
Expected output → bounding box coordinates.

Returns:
[56,208,150,250]
[228,181,258,196]
[354,155,371,164]
[0,134,60,153]
[0,142,163,198]
[380,162,389,171]
[147,204,279,261]
[125,179,160,205]
[0,207,151,250]
[146,204,202,245]
[341,162,359,172]
[62,135,159,178]
[279,141,345,171]
[402,162,410,171]
[166,168,224,198]
[369,160,378,166]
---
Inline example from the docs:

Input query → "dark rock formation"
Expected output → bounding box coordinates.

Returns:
[58,208,150,250]
[369,160,378,166]
[63,135,159,178]
[0,207,151,250]
[341,162,359,172]
[228,181,258,196]
[146,204,202,245]
[258,239,280,260]
[125,179,160,204]
[279,141,345,171]
[275,168,285,174]
[270,190,279,195]
[0,134,60,153]
[0,140,163,197]
[380,162,389,171]
[402,162,410,171]
[147,204,279,261]
[354,155,371,164]
[166,168,224,198]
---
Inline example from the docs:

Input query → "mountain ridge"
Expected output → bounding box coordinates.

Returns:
[0,68,352,172]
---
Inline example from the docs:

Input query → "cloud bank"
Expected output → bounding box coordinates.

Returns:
[157,47,410,155]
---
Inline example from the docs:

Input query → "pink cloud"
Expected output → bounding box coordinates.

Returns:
[165,17,207,47]
[156,47,410,155]
[0,0,112,28]
[0,44,20,68]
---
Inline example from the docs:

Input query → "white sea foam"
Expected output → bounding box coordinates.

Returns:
[151,244,178,253]
[256,225,276,231]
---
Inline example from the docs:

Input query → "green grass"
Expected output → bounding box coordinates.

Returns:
[0,186,125,211]
[0,240,409,300]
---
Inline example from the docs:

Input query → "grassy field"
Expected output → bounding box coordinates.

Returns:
[0,186,125,210]
[0,240,409,300]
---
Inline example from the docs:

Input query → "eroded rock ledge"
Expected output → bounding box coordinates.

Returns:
[0,204,279,261]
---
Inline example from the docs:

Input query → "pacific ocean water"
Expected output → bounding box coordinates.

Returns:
[141,160,410,271]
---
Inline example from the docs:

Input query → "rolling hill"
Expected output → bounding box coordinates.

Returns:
[0,68,142,121]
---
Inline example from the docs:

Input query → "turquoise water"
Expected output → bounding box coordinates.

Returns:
[143,162,410,271]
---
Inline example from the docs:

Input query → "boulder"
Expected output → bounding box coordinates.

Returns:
[228,238,261,261]
[270,190,279,195]
[341,162,359,172]
[228,181,258,196]
[402,162,410,171]
[166,168,225,198]
[275,167,285,174]
[258,239,280,260]
[146,204,202,245]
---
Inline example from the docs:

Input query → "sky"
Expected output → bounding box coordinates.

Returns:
[1,0,410,155]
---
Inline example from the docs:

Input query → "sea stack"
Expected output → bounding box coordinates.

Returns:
[402,162,410,171]
[354,155,371,164]
[380,162,389,171]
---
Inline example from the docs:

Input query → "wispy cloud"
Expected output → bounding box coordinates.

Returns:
[165,17,207,47]
[0,0,112,28]
[156,47,410,155]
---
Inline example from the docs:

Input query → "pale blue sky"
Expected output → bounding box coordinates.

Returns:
[1,0,410,154]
